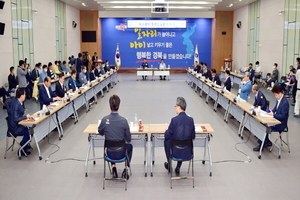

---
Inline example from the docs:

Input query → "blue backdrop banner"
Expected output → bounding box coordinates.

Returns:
[101,18,212,68]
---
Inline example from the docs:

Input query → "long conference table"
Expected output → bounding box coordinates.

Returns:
[136,68,170,81]
[220,70,244,85]
[83,123,214,178]
[187,70,282,159]
[19,70,118,160]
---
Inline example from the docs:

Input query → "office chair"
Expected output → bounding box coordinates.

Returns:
[169,139,194,189]
[4,117,28,160]
[270,126,290,155]
[103,140,131,191]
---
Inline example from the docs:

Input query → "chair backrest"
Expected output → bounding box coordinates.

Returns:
[266,100,270,109]
[171,139,193,160]
[104,140,126,151]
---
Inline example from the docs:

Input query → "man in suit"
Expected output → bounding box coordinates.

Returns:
[94,64,101,77]
[8,66,18,90]
[47,62,55,79]
[253,84,289,151]
[202,66,212,80]
[55,73,72,98]
[76,53,84,81]
[92,52,98,65]
[193,61,200,73]
[78,66,88,85]
[104,60,110,73]
[247,63,255,82]
[224,70,232,91]
[164,97,195,176]
[239,72,252,102]
[141,58,149,80]
[89,65,96,81]
[68,70,82,92]
[25,64,34,99]
[39,76,61,109]
[98,95,132,180]
[211,69,221,85]
[252,84,268,110]
[17,60,27,108]
[6,88,31,156]
[31,63,40,81]
[267,63,279,89]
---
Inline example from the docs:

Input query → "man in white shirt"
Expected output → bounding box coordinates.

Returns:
[254,61,262,84]
[159,59,166,80]
[294,58,300,117]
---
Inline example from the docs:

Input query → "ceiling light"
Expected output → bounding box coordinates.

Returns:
[228,4,233,7]
[82,3,86,6]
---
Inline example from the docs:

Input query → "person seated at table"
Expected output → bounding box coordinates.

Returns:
[79,66,88,85]
[8,66,18,90]
[254,61,262,84]
[287,65,296,78]
[164,97,195,176]
[39,65,48,83]
[247,63,255,82]
[239,72,252,102]
[55,73,72,98]
[47,62,56,80]
[193,61,200,73]
[98,94,132,180]
[282,69,296,96]
[224,70,232,91]
[159,59,166,80]
[252,84,267,110]
[68,70,82,92]
[32,63,40,81]
[104,60,110,73]
[94,64,101,77]
[58,61,65,72]
[266,63,279,89]
[211,69,221,86]
[253,85,289,151]
[6,88,31,156]
[89,65,96,81]
[52,60,61,74]
[65,61,71,74]
[100,62,106,75]
[202,66,212,80]
[39,76,62,109]
[141,58,149,80]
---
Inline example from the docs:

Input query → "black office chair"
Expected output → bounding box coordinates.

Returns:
[169,139,194,189]
[103,140,131,191]
[270,126,290,155]
[4,117,27,160]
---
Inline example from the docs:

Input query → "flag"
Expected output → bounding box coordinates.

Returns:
[194,44,199,63]
[115,44,121,69]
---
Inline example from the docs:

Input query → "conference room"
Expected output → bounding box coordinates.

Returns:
[0,0,299,199]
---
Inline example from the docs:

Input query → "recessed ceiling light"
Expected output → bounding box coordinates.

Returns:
[228,4,233,7]
[82,3,86,6]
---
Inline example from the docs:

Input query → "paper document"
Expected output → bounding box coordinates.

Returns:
[130,127,139,132]
[195,127,203,132]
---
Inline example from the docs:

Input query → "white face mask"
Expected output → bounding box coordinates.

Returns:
[44,69,47,72]
[273,66,276,69]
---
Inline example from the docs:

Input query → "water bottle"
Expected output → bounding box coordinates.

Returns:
[134,113,138,127]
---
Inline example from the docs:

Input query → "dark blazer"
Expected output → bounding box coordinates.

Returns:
[272,97,289,132]
[6,97,27,136]
[141,62,149,69]
[39,84,57,109]
[26,71,34,85]
[55,81,66,98]
[164,112,195,160]
[253,90,267,111]
[224,77,232,91]
[194,65,200,73]
[212,74,221,86]
[203,70,212,80]
[247,68,255,81]
[89,71,96,81]
[32,68,40,81]
[68,77,81,92]
[95,68,100,77]
[8,74,18,90]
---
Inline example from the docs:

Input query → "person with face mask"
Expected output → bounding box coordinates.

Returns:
[254,61,262,84]
[266,63,279,90]
[39,65,49,83]
[79,66,88,85]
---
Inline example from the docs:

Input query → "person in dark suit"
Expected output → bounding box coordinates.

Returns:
[211,69,221,85]
[31,63,40,81]
[247,63,255,82]
[252,84,268,111]
[202,66,212,80]
[92,52,98,65]
[6,88,31,155]
[8,66,18,90]
[94,64,101,77]
[89,65,96,81]
[39,76,62,109]
[253,84,289,151]
[266,63,279,88]
[47,63,55,80]
[104,60,110,72]
[224,70,232,91]
[55,73,72,98]
[141,58,149,80]
[98,95,132,180]
[164,97,195,176]
[193,61,201,73]
[68,70,82,92]
[25,64,34,99]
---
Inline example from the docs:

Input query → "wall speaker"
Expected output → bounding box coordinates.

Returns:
[0,22,5,35]
[82,31,96,42]
[0,1,5,9]
[72,21,77,28]
[236,21,242,29]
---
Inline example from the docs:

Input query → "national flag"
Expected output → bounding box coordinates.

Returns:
[115,44,121,69]
[194,44,199,63]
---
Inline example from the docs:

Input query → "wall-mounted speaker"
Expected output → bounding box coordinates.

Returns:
[236,21,242,29]
[0,1,5,9]
[82,31,96,42]
[0,22,5,35]
[72,21,77,28]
